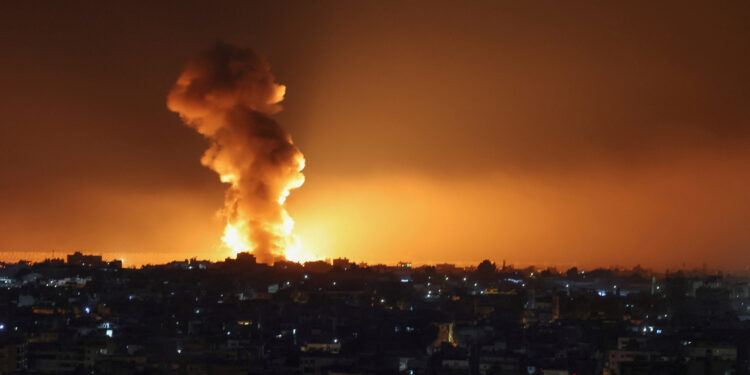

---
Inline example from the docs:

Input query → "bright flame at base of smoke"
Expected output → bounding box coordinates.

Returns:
[216,152,315,263]
[221,223,250,255]
[281,235,320,264]
[220,207,320,264]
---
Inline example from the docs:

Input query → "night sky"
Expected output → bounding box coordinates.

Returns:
[1,1,750,269]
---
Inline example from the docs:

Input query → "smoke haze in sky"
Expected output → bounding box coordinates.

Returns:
[1,2,750,269]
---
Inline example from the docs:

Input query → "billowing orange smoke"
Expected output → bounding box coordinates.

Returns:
[167,42,313,263]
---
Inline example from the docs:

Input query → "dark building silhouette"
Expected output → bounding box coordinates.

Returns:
[66,252,104,267]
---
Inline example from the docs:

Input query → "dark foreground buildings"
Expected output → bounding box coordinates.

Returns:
[1,254,750,374]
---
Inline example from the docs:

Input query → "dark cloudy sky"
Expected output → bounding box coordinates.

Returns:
[1,1,749,269]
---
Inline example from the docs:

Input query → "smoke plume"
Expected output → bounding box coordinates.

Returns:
[167,43,305,264]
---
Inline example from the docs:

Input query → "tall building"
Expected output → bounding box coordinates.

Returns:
[66,252,104,267]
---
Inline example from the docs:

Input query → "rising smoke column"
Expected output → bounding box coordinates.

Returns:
[167,43,305,264]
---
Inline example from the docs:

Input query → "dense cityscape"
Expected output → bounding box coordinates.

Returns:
[1,252,749,374]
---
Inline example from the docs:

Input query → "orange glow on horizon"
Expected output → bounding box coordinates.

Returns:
[2,148,749,271]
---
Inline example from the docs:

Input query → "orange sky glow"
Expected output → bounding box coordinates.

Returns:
[1,2,749,270]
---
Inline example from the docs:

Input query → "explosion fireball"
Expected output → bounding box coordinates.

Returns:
[167,43,315,264]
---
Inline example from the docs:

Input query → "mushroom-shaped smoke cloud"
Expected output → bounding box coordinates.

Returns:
[167,42,305,264]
